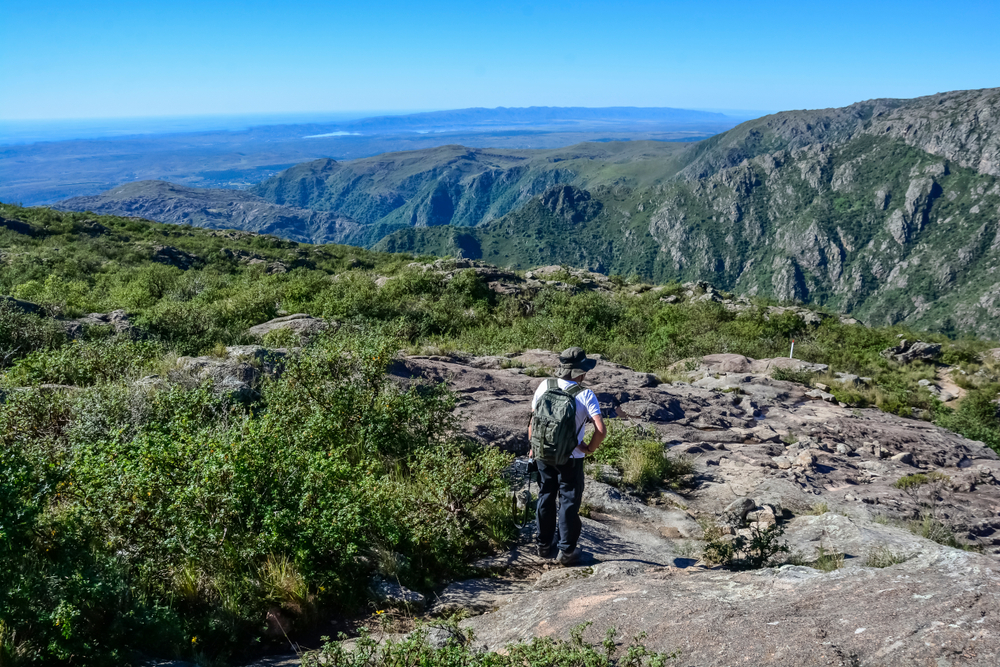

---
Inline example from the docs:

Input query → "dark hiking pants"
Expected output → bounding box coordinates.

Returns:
[536,457,585,553]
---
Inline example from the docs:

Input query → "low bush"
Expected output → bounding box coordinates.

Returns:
[0,326,515,664]
[2,338,163,387]
[864,545,911,568]
[702,522,790,570]
[589,421,692,492]
[303,623,679,667]
[907,513,973,550]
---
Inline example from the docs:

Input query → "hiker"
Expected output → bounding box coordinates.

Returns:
[528,347,607,565]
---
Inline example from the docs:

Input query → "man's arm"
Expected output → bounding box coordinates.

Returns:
[585,414,606,454]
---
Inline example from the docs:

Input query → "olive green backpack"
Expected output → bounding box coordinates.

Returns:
[530,379,584,465]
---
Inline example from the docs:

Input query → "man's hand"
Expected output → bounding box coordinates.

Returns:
[585,415,607,454]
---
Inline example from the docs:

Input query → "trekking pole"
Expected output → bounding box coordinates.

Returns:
[789,339,795,359]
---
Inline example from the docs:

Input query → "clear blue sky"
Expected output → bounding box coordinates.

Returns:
[1,0,997,120]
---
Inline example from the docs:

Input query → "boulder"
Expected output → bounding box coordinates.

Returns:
[1,295,43,315]
[723,497,757,524]
[701,353,753,373]
[0,216,41,237]
[246,314,331,342]
[370,578,425,612]
[150,245,199,270]
[880,339,942,363]
[750,357,829,374]
[171,356,261,402]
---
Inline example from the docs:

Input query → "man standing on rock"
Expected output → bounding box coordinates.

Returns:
[528,347,607,565]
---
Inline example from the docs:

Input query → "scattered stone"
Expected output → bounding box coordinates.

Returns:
[220,247,265,263]
[804,388,836,402]
[794,450,817,468]
[723,497,756,524]
[890,452,914,465]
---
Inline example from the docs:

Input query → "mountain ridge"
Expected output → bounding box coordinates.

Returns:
[54,88,1000,336]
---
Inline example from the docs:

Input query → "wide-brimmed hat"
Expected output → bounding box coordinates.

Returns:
[555,346,597,379]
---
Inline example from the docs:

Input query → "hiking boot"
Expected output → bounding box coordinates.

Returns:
[536,543,556,559]
[556,547,583,566]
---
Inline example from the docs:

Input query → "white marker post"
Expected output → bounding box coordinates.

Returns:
[789,339,795,359]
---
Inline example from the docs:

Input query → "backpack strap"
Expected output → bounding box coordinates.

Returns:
[546,378,558,391]
[563,383,593,444]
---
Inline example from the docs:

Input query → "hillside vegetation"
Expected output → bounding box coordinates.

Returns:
[2,204,1000,664]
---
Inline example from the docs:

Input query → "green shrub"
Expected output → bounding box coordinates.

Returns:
[2,338,163,387]
[771,367,817,385]
[893,472,949,490]
[0,301,66,368]
[907,513,974,550]
[810,545,845,572]
[935,383,1000,454]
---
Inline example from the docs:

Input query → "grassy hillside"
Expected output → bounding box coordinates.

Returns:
[3,204,999,664]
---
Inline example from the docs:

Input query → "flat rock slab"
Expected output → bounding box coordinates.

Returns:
[463,549,1000,666]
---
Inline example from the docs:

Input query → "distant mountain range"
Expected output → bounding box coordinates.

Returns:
[319,106,735,133]
[2,106,743,206]
[56,88,1000,337]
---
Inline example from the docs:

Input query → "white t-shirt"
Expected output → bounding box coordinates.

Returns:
[531,378,602,459]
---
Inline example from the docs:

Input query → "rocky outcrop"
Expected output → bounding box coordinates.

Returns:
[392,349,1000,666]
[538,185,603,223]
